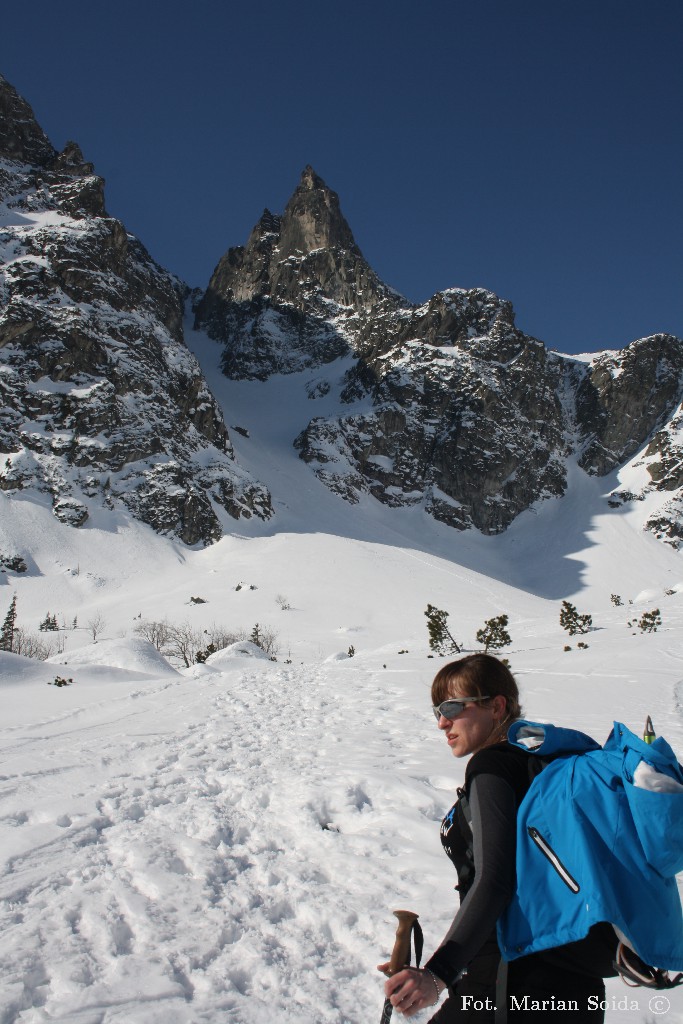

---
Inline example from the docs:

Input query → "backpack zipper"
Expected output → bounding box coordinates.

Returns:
[527,826,580,893]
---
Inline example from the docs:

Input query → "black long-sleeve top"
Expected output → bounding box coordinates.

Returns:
[424,746,523,986]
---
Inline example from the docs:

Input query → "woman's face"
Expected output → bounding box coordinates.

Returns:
[436,690,507,758]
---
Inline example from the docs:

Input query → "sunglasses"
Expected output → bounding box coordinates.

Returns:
[432,697,491,722]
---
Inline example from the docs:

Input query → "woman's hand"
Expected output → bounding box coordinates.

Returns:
[376,965,446,1017]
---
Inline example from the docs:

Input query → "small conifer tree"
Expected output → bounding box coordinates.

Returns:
[196,642,218,664]
[0,595,17,652]
[476,614,512,653]
[638,609,662,633]
[610,594,623,607]
[559,600,592,636]
[425,604,462,655]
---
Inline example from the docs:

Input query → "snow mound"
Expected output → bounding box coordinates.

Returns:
[632,588,660,605]
[0,651,57,685]
[205,640,273,665]
[46,637,179,676]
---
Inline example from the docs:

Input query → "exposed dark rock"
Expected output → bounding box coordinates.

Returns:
[0,552,27,573]
[53,497,89,527]
[3,75,683,548]
[0,73,56,167]
[195,166,404,379]
[0,75,272,545]
[575,335,683,474]
[202,167,683,540]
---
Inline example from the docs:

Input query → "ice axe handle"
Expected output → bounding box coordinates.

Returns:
[380,910,421,1024]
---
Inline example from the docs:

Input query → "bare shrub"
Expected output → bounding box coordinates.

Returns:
[205,624,243,650]
[134,619,172,651]
[13,626,58,660]
[86,611,106,642]
[163,621,204,668]
[135,618,281,668]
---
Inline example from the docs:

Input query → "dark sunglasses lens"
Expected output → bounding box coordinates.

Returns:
[435,700,465,721]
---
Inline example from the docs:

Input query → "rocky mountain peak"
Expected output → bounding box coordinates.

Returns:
[277,165,359,258]
[0,73,56,167]
[195,170,683,544]
[194,167,401,377]
[0,73,272,545]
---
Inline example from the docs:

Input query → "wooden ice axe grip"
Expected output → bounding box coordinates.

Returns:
[385,910,420,976]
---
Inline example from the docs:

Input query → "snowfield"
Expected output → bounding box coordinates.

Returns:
[2,331,683,1023]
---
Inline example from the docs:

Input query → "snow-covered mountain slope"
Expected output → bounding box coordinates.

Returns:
[0,74,271,546]
[2,311,683,1022]
[2,472,683,1024]
[2,73,682,549]
[196,166,683,544]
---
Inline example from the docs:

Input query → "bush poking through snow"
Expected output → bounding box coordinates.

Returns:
[559,600,592,636]
[638,609,662,633]
[425,604,462,655]
[195,642,218,664]
[276,594,291,610]
[611,594,623,606]
[49,676,73,687]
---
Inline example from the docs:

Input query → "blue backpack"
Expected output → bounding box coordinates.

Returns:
[497,720,683,988]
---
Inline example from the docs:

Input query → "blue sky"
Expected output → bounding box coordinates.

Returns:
[2,0,681,354]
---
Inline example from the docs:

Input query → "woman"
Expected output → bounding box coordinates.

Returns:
[380,654,613,1022]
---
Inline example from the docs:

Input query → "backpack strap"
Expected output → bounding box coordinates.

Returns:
[458,786,472,828]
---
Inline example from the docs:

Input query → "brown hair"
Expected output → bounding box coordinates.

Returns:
[431,653,523,723]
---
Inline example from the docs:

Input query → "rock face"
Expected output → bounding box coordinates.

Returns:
[575,335,683,475]
[195,166,404,380]
[0,74,272,545]
[199,167,683,542]
[3,73,682,549]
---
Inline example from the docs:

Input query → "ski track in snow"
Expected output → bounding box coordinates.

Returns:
[0,662,451,1024]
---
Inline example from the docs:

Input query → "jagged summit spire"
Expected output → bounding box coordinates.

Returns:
[279,165,357,257]
[298,165,327,190]
[195,164,400,356]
